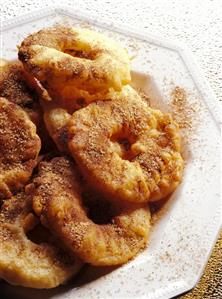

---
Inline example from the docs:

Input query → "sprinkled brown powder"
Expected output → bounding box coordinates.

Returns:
[170,86,195,130]
[169,86,201,150]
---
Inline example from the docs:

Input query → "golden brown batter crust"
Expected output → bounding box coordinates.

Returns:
[0,59,56,153]
[0,97,41,199]
[0,190,82,288]
[18,26,131,103]
[0,59,35,107]
[67,86,184,203]
[31,157,151,266]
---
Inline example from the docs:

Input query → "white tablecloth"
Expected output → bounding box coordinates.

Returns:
[2,0,222,101]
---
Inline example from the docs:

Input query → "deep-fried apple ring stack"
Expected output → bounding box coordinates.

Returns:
[0,59,83,288]
[0,25,184,289]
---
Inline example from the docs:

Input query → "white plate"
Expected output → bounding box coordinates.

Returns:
[1,6,221,299]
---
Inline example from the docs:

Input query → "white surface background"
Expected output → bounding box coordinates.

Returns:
[1,0,222,102]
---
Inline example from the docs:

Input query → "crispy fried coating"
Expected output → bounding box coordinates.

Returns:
[0,59,55,153]
[0,191,83,288]
[18,26,131,104]
[32,157,151,266]
[67,86,184,203]
[41,88,133,152]
[0,59,40,124]
[0,59,35,107]
[0,97,41,199]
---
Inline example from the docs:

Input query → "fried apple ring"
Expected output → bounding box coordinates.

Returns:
[32,157,151,266]
[18,26,131,105]
[0,59,41,123]
[41,87,145,153]
[0,191,83,288]
[0,59,36,107]
[0,97,41,199]
[67,86,184,203]
[0,59,55,153]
